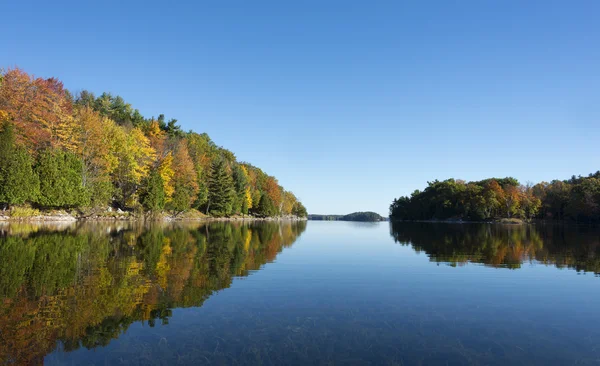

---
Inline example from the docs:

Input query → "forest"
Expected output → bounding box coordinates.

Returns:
[308,211,385,222]
[389,174,600,223]
[0,68,307,218]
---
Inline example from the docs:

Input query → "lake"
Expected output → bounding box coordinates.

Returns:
[1,220,599,365]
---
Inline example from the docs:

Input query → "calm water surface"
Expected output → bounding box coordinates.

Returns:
[1,221,599,365]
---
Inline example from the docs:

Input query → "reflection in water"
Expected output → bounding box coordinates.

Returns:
[390,222,600,273]
[0,221,306,365]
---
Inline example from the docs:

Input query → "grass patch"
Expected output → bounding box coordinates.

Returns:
[175,209,208,220]
[10,206,41,218]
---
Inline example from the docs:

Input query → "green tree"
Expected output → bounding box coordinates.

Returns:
[206,159,235,217]
[36,149,90,208]
[256,193,276,217]
[140,170,166,212]
[232,164,249,215]
[170,182,194,214]
[0,122,39,208]
[292,201,308,217]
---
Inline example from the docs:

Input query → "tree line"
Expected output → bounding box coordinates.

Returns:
[308,211,385,222]
[0,68,307,217]
[390,174,600,223]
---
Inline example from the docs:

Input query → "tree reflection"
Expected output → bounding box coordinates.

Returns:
[390,222,600,273]
[0,221,306,365]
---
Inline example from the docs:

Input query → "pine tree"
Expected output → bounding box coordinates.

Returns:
[170,182,193,214]
[36,149,90,208]
[206,159,235,217]
[231,164,249,215]
[256,194,276,217]
[141,170,166,212]
[0,122,40,208]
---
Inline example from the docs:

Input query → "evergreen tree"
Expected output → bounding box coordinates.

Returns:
[36,149,90,208]
[206,159,235,217]
[256,194,276,217]
[0,122,39,208]
[231,164,248,215]
[170,182,193,214]
[141,170,166,211]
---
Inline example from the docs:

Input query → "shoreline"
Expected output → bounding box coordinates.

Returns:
[389,218,599,226]
[0,212,307,223]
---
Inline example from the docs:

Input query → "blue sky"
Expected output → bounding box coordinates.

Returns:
[3,1,599,216]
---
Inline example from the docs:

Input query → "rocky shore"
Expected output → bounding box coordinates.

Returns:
[0,209,307,222]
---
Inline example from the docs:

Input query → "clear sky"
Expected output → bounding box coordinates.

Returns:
[3,1,599,216]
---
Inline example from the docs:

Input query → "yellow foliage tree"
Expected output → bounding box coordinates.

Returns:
[245,187,253,210]
[111,127,156,207]
[158,152,175,199]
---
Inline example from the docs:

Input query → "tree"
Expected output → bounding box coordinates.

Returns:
[503,185,521,218]
[169,140,199,213]
[292,201,308,217]
[111,127,155,208]
[243,187,253,215]
[281,191,297,215]
[0,120,39,208]
[206,159,235,217]
[36,149,90,208]
[232,164,249,215]
[73,106,116,207]
[158,152,175,200]
[256,194,276,217]
[0,69,76,153]
[140,170,165,212]
[568,178,600,222]
[263,177,282,214]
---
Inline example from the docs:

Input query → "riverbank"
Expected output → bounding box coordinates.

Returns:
[0,208,307,222]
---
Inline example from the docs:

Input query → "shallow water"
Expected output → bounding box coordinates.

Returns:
[1,220,599,365]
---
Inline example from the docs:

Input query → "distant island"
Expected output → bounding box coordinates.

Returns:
[308,212,387,222]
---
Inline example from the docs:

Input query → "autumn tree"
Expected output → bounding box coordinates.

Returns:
[111,127,155,208]
[292,201,308,217]
[0,69,76,152]
[263,177,282,214]
[503,185,521,218]
[169,140,199,213]
[73,106,117,207]
[281,191,297,215]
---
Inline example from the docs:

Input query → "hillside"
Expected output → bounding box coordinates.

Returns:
[0,68,307,218]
